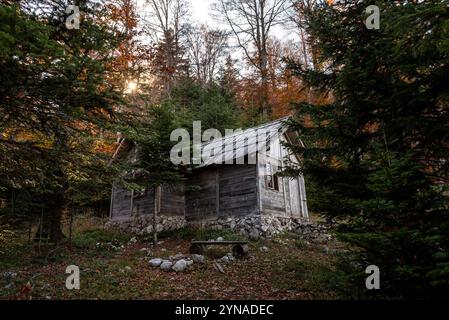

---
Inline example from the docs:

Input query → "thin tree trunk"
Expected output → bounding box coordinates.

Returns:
[48,191,66,243]
[35,191,66,243]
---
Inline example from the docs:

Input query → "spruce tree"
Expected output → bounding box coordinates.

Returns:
[286,0,449,298]
[0,1,127,241]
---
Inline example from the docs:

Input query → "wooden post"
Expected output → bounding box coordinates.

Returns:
[109,182,115,219]
[280,137,289,217]
[130,189,134,216]
[153,185,161,246]
[215,168,220,216]
[256,156,263,214]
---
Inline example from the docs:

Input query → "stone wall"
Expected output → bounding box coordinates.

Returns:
[188,215,330,241]
[106,214,330,242]
[105,215,186,235]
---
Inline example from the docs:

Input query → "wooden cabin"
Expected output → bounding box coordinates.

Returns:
[108,118,309,235]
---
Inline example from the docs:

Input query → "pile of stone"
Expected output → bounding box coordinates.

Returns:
[148,254,205,273]
[293,223,331,243]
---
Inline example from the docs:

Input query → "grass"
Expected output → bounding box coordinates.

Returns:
[157,227,246,242]
[0,217,342,300]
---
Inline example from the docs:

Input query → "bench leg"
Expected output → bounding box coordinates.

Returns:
[232,244,249,258]
[189,244,204,254]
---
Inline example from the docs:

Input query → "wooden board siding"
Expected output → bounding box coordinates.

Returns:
[258,153,288,217]
[288,177,301,217]
[185,165,258,221]
[111,187,133,219]
[257,134,309,218]
[111,185,185,220]
[186,169,218,221]
[161,185,185,216]
[110,127,309,222]
[219,165,258,216]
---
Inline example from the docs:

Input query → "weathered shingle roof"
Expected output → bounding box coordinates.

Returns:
[196,117,290,167]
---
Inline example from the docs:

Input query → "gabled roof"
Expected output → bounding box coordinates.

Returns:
[196,117,293,167]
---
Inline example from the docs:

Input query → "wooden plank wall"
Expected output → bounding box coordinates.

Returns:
[161,185,185,216]
[185,165,258,221]
[185,169,218,221]
[258,134,308,218]
[258,160,288,217]
[219,165,258,217]
[111,185,185,219]
[111,187,133,219]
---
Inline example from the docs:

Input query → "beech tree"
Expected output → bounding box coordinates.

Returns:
[213,0,289,118]
[187,25,228,87]
[143,0,190,97]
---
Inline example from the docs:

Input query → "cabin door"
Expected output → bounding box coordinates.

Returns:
[289,177,301,216]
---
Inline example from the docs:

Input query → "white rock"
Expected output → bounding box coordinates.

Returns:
[216,237,224,242]
[186,260,194,267]
[173,253,184,260]
[172,259,188,272]
[192,254,205,263]
[259,246,269,252]
[149,258,163,267]
[225,253,235,261]
[160,261,173,271]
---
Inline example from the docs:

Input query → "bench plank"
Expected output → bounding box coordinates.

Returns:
[191,241,247,245]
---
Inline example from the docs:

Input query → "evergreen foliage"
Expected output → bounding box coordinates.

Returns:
[286,0,449,298]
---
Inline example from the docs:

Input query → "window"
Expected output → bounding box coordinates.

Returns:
[265,163,279,191]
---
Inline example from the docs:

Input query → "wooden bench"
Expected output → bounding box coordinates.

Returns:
[189,241,249,258]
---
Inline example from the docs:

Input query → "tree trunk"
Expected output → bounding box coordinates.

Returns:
[260,49,270,119]
[35,191,66,244]
[46,191,66,243]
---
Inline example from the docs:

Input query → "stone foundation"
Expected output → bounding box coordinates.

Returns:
[106,214,330,242]
[105,215,186,235]
[188,215,330,241]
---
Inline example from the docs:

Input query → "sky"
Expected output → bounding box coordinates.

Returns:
[136,0,296,42]
[191,0,296,41]
[191,0,216,26]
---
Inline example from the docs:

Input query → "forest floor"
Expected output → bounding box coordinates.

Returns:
[0,217,343,300]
